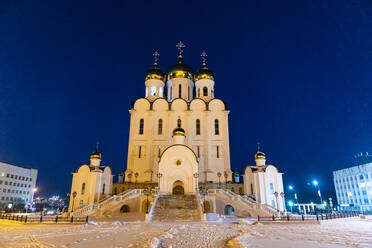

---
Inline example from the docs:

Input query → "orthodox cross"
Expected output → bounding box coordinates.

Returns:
[201,51,208,63]
[176,41,186,55]
[153,51,160,64]
[257,142,261,152]
[96,141,100,151]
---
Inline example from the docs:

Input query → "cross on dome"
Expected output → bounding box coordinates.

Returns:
[201,51,208,63]
[176,41,186,56]
[153,51,160,64]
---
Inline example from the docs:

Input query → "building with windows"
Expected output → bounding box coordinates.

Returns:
[333,162,372,211]
[0,162,38,208]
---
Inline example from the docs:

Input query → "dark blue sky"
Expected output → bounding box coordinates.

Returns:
[1,0,371,202]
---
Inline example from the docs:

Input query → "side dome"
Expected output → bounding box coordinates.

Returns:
[91,148,102,160]
[145,62,166,82]
[173,127,185,136]
[254,151,265,160]
[168,56,194,80]
[195,61,214,81]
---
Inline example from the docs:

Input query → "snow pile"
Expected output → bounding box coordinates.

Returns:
[87,221,100,226]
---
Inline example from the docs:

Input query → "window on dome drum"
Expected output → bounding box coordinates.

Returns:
[158,119,163,135]
[102,184,105,195]
[177,118,181,128]
[81,183,85,195]
[170,86,172,99]
[151,86,156,96]
[145,87,149,97]
[197,146,200,158]
[159,87,163,97]
[178,84,182,98]
[203,87,208,96]
[138,146,142,158]
[216,146,219,158]
[188,87,190,100]
[196,119,200,135]
[198,88,200,97]
[139,119,144,135]
[214,119,219,135]
[158,147,161,158]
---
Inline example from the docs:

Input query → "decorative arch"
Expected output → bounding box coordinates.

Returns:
[120,205,130,213]
[208,98,226,111]
[133,98,151,111]
[170,98,188,111]
[224,205,235,215]
[190,98,207,111]
[172,180,184,195]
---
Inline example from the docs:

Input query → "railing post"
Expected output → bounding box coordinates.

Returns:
[16,215,19,221]
[257,215,260,222]
[272,214,275,221]
[40,215,43,223]
[301,214,304,221]
[71,216,73,223]
[287,215,290,221]
[316,213,319,221]
[25,216,28,223]
[86,216,89,223]
[20,216,23,222]
[55,216,58,223]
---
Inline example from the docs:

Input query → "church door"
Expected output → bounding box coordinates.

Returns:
[172,180,184,195]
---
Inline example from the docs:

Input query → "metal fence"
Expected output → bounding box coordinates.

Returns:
[257,211,360,222]
[0,214,88,224]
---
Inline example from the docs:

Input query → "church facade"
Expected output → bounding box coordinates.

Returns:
[125,45,232,191]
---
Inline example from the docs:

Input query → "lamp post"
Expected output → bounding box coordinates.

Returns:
[274,192,279,212]
[135,172,139,189]
[127,173,132,189]
[288,185,299,212]
[200,187,208,213]
[72,192,77,212]
[217,172,222,189]
[193,173,199,193]
[288,201,294,213]
[224,171,228,190]
[156,173,162,189]
[312,180,323,204]
[143,188,153,214]
[26,187,38,214]
[280,192,286,212]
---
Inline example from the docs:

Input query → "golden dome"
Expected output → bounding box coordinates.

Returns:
[195,61,214,81]
[145,61,166,82]
[173,127,185,136]
[90,147,102,160]
[167,55,194,80]
[254,151,265,160]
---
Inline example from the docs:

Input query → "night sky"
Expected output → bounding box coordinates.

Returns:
[1,0,371,202]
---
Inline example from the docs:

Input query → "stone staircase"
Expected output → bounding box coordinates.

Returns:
[149,194,203,222]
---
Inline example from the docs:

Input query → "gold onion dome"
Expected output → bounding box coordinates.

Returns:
[145,61,166,82]
[90,147,102,160]
[173,127,185,136]
[195,61,214,81]
[254,151,265,160]
[168,55,194,80]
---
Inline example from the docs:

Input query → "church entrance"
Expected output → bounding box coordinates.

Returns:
[172,180,184,195]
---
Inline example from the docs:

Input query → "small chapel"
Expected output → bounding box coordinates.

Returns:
[68,42,286,220]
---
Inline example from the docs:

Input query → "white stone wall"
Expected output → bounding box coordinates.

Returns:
[125,97,232,183]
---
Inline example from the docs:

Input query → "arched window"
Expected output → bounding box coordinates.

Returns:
[151,86,156,96]
[178,84,182,98]
[198,88,200,97]
[196,119,200,135]
[138,146,142,158]
[214,119,219,135]
[145,87,149,97]
[170,86,172,99]
[188,86,190,100]
[203,87,208,96]
[216,146,219,158]
[81,183,85,195]
[159,87,163,97]
[177,118,181,128]
[139,119,144,135]
[102,184,105,195]
[269,183,274,194]
[158,119,163,135]
[197,146,200,158]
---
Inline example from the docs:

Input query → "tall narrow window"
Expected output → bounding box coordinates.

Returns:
[158,119,163,135]
[102,184,105,195]
[158,147,161,158]
[151,86,156,96]
[138,146,142,158]
[203,87,208,96]
[198,88,200,97]
[197,146,200,158]
[216,146,219,158]
[214,119,219,135]
[145,87,149,97]
[139,119,144,135]
[177,118,181,128]
[178,84,182,98]
[170,86,172,99]
[188,86,190,100]
[81,183,85,195]
[196,119,200,135]
[159,87,163,97]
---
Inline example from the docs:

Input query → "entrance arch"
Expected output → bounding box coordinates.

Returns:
[172,180,184,195]
[224,205,235,215]
[120,205,130,213]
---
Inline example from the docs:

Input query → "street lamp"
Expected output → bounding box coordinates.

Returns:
[200,187,208,213]
[193,173,199,193]
[288,185,299,211]
[217,172,222,188]
[280,192,286,212]
[224,172,228,190]
[143,188,153,214]
[312,180,323,204]
[288,201,294,212]
[134,172,139,188]
[72,191,77,212]
[156,173,162,188]
[26,187,38,214]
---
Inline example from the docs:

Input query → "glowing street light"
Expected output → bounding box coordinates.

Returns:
[312,180,323,204]
[288,185,299,211]
[288,201,294,212]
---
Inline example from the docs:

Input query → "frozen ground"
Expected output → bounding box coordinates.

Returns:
[0,216,371,248]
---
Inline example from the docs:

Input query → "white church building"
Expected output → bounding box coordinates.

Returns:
[68,43,285,219]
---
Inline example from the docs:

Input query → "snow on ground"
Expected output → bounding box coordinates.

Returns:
[0,216,371,248]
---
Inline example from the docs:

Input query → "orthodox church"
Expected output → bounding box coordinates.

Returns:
[68,42,285,219]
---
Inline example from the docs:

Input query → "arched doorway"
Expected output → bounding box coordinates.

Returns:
[203,201,211,213]
[120,205,130,213]
[172,180,184,195]
[224,205,235,215]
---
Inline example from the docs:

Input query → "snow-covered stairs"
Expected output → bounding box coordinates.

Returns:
[150,194,203,222]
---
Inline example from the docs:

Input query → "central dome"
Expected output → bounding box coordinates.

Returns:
[168,56,194,80]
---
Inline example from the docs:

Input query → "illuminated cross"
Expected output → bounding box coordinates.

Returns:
[201,51,208,63]
[153,51,160,63]
[96,141,100,151]
[176,41,186,55]
[257,142,261,152]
